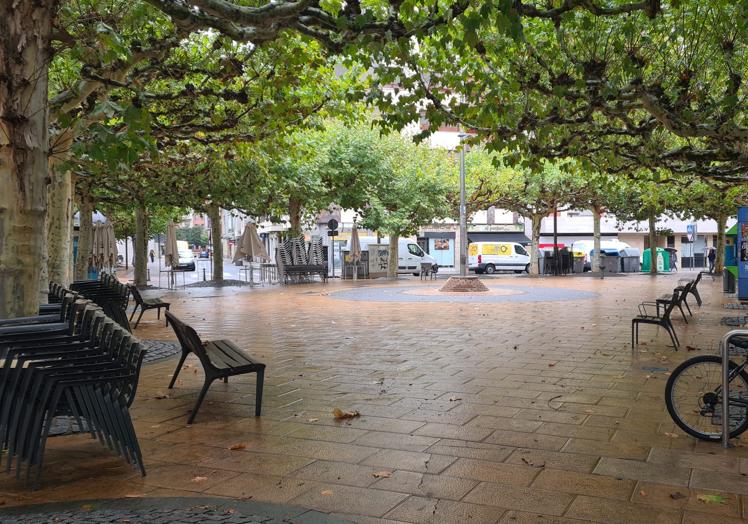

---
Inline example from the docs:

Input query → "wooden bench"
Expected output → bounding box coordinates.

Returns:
[128,285,170,328]
[166,311,265,424]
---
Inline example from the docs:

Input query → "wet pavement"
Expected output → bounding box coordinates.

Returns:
[2,271,747,523]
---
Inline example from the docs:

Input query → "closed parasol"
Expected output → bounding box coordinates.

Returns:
[350,225,361,280]
[92,221,118,270]
[233,223,269,263]
[164,222,179,269]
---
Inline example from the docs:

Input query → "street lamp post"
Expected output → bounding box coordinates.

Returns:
[459,134,468,277]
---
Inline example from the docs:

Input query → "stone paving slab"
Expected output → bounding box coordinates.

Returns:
[3,273,748,523]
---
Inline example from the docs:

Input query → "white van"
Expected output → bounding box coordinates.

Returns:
[345,236,437,275]
[468,242,530,274]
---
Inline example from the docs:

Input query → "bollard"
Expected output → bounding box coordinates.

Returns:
[203,268,206,281]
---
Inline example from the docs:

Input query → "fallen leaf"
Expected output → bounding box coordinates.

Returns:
[664,432,679,438]
[229,443,247,451]
[332,408,360,420]
[320,490,334,496]
[81,504,94,511]
[670,492,687,500]
[697,494,728,505]
[584,410,594,414]
[548,362,556,367]
[372,471,392,478]
[191,476,208,483]
[639,490,647,497]
[154,394,170,400]
[448,396,462,402]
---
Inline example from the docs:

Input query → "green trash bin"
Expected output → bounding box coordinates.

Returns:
[642,247,671,272]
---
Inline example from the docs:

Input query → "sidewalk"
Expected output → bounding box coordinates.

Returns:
[3,274,746,523]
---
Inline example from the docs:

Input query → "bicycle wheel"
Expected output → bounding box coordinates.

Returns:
[665,355,748,441]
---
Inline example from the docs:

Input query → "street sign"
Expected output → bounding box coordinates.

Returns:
[327,219,338,231]
[327,230,338,237]
[686,224,697,242]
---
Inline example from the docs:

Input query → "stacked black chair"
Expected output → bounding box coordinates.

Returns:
[70,273,132,331]
[0,301,146,489]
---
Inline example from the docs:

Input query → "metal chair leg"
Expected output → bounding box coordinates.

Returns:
[134,309,145,329]
[255,369,264,417]
[187,378,213,425]
[678,304,688,323]
[168,352,188,389]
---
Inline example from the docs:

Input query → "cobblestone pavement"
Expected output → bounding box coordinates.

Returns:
[141,339,182,363]
[3,272,748,523]
[0,497,350,523]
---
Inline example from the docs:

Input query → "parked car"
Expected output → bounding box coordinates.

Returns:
[198,250,209,259]
[468,242,530,274]
[176,240,196,271]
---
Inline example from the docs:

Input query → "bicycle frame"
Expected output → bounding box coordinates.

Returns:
[721,330,748,447]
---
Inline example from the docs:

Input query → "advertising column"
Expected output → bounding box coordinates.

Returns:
[738,207,748,300]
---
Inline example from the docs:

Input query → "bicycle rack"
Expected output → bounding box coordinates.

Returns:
[720,329,748,448]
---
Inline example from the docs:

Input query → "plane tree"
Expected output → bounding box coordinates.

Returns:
[2,0,663,316]
[467,152,584,275]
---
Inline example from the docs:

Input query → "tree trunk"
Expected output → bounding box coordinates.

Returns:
[0,0,57,317]
[592,206,602,274]
[288,197,302,237]
[74,193,94,281]
[648,211,658,275]
[388,234,399,279]
[208,204,223,281]
[134,203,148,287]
[47,170,73,286]
[529,215,542,276]
[715,212,727,275]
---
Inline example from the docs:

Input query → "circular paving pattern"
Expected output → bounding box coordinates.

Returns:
[0,498,351,524]
[329,284,597,303]
[140,339,181,363]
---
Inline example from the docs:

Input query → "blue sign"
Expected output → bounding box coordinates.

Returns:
[686,224,696,242]
[738,207,748,300]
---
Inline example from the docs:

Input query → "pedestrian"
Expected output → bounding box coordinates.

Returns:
[149,249,155,263]
[670,250,678,271]
[708,247,716,273]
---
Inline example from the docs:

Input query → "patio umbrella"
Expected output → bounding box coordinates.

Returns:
[350,225,361,280]
[164,221,179,269]
[92,222,118,269]
[233,223,269,263]
[232,231,245,264]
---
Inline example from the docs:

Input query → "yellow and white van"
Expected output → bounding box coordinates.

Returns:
[468,242,530,274]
